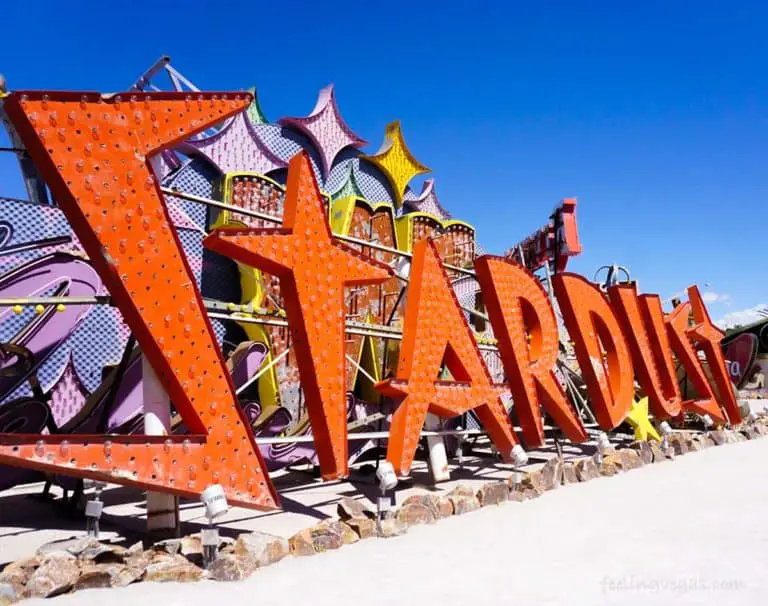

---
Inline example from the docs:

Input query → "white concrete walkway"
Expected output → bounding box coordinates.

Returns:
[28,437,768,605]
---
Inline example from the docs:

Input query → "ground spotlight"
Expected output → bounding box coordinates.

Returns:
[509,445,528,490]
[200,484,229,568]
[84,480,105,539]
[375,461,398,536]
[595,432,610,464]
[659,421,673,453]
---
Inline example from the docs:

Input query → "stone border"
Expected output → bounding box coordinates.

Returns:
[2,418,766,603]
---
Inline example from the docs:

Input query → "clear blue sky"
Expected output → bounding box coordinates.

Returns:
[1,0,766,325]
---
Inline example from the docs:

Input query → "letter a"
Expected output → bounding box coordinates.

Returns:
[376,240,519,475]
[474,256,587,446]
[552,274,634,429]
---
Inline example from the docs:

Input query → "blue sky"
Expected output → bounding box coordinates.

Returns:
[1,1,766,326]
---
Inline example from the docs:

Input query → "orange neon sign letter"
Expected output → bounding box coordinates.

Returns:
[608,285,682,419]
[0,91,278,509]
[204,152,392,479]
[376,241,520,475]
[474,256,587,446]
[552,274,634,429]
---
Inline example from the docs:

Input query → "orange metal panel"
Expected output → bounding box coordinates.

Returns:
[1,91,278,510]
[686,286,741,424]
[665,301,726,424]
[204,152,392,479]
[552,273,634,429]
[474,256,587,447]
[376,240,519,476]
[608,285,682,419]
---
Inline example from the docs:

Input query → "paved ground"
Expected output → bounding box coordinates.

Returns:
[8,434,768,605]
[0,437,584,564]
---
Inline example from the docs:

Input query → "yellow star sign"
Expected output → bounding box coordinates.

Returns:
[363,120,430,206]
[625,397,661,441]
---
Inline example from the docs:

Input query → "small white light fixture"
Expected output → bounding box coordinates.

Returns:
[200,483,229,521]
[375,461,399,536]
[376,460,398,492]
[509,445,528,490]
[658,421,673,453]
[701,414,714,429]
[510,444,528,467]
[84,480,105,539]
[595,432,610,464]
[597,432,611,451]
[200,484,228,568]
[455,427,466,470]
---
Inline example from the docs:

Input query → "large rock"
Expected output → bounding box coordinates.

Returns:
[437,497,454,518]
[710,430,728,446]
[288,529,314,557]
[561,463,579,485]
[337,497,374,521]
[668,434,689,456]
[520,470,547,495]
[574,457,600,481]
[539,458,563,490]
[338,522,360,545]
[476,482,509,506]
[447,487,481,515]
[505,473,542,500]
[508,485,542,501]
[739,426,761,440]
[401,494,453,520]
[694,433,716,449]
[597,454,619,477]
[180,536,203,558]
[630,441,653,465]
[448,485,475,498]
[25,555,80,598]
[151,538,182,556]
[124,548,153,579]
[0,583,18,606]
[73,568,111,591]
[731,431,748,443]
[206,554,254,582]
[143,554,203,583]
[396,502,436,527]
[289,520,345,556]
[344,516,377,539]
[378,517,407,538]
[684,434,701,451]
[79,542,129,564]
[618,449,642,470]
[649,440,669,462]
[75,563,141,590]
[313,520,346,552]
[233,532,288,568]
[0,557,39,591]
[36,537,101,559]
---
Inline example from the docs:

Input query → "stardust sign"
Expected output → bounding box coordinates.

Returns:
[0,91,739,511]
